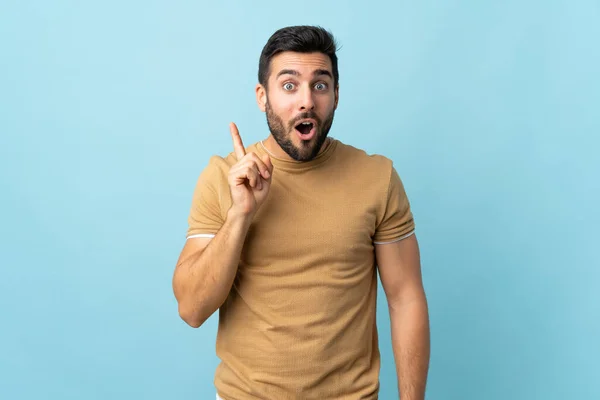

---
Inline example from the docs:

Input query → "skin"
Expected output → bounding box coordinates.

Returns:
[376,235,430,399]
[256,51,339,161]
[172,50,430,399]
[172,123,273,329]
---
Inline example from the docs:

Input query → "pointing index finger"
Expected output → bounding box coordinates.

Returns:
[230,122,246,160]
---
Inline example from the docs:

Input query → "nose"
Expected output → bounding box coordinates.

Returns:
[298,85,315,111]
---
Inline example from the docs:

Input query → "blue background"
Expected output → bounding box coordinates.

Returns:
[1,1,598,399]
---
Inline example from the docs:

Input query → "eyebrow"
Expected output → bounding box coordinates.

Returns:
[276,69,333,79]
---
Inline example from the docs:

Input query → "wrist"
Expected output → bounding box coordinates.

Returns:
[226,207,255,226]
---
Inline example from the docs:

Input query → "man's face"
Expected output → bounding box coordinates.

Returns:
[257,51,339,161]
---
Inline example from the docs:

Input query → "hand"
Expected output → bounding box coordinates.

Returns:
[228,122,273,217]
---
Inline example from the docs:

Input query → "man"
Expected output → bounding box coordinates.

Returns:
[172,25,430,400]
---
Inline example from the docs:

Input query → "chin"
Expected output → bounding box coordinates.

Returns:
[290,134,326,161]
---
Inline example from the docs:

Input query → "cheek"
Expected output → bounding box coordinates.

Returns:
[271,97,295,119]
[279,95,296,113]
[269,94,293,112]
[316,94,336,113]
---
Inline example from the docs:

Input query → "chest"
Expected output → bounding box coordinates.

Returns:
[242,172,381,267]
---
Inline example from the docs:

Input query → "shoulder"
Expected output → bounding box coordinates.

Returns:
[333,139,394,175]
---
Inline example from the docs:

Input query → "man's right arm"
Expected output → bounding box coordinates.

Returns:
[172,208,252,328]
[172,122,273,328]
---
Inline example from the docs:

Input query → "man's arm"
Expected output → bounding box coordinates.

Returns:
[376,233,430,400]
[172,208,253,328]
[172,122,273,328]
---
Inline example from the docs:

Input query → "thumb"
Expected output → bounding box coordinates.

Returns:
[262,154,273,173]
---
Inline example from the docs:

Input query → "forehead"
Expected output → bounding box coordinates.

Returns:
[269,51,332,80]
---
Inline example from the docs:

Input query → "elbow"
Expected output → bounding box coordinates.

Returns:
[178,305,205,328]
[173,282,206,328]
[173,283,223,328]
[178,302,205,328]
[183,318,202,329]
[179,307,204,328]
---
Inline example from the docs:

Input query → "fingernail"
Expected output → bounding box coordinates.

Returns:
[264,170,270,179]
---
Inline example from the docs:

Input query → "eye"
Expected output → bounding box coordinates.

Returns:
[314,82,328,91]
[283,82,295,91]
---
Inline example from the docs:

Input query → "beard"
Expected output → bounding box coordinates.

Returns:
[265,101,335,162]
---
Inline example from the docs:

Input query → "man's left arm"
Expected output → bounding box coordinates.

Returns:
[376,233,430,400]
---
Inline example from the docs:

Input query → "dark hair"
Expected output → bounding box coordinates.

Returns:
[258,25,339,88]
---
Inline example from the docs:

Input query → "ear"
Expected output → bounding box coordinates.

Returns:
[334,84,339,110]
[256,84,267,112]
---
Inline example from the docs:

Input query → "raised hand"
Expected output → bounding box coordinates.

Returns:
[228,122,273,217]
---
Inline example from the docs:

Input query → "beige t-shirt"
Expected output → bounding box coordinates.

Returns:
[187,138,415,399]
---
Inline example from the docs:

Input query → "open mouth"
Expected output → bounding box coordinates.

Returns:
[295,121,314,135]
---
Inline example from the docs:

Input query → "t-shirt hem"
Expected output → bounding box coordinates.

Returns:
[186,233,216,240]
[373,229,415,244]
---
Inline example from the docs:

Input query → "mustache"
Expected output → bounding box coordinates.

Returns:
[289,112,321,128]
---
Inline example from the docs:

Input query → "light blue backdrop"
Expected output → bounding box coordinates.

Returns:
[1,1,598,399]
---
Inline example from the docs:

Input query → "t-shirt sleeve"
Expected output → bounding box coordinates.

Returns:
[373,165,415,244]
[186,157,226,239]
